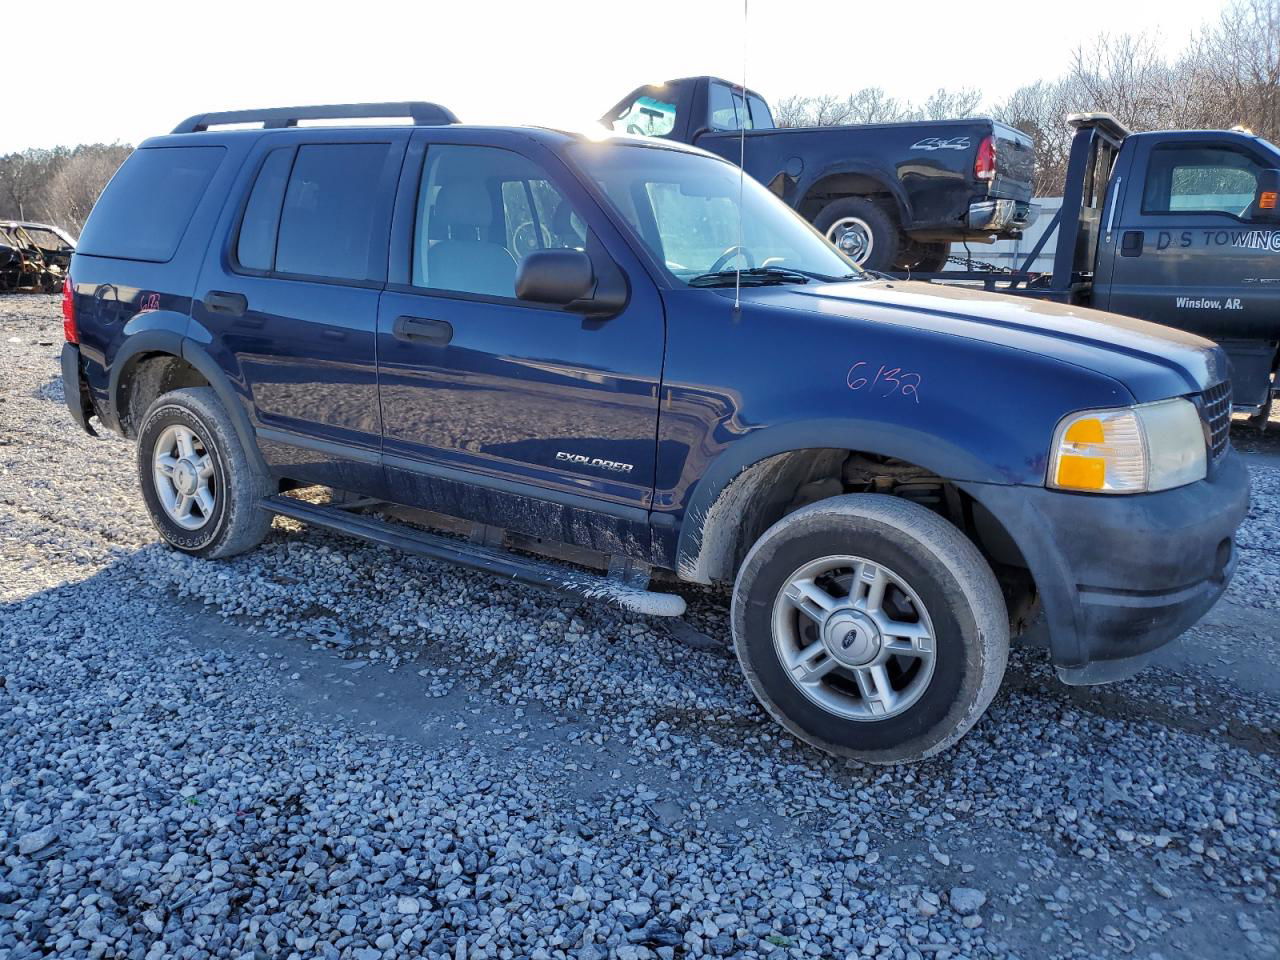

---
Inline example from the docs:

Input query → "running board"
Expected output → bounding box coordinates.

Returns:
[262,496,687,617]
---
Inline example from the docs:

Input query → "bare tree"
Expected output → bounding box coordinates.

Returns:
[1181,0,1280,140]
[915,87,984,121]
[43,145,132,233]
[772,87,973,128]
[0,148,66,221]
[993,80,1079,195]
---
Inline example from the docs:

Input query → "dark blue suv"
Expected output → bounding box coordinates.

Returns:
[61,102,1249,763]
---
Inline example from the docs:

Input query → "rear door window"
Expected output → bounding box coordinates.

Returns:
[748,95,774,129]
[273,143,391,280]
[77,146,224,262]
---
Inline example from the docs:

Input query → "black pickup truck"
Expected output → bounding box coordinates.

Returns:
[917,113,1280,423]
[601,76,1036,272]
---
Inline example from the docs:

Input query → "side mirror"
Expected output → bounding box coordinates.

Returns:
[1254,168,1280,221]
[515,249,627,319]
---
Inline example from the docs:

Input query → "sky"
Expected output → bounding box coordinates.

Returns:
[5,0,1230,153]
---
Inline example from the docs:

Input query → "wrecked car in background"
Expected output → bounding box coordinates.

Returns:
[0,221,76,293]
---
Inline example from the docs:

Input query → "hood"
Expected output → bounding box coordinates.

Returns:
[745,280,1228,402]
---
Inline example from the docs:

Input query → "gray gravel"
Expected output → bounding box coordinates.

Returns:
[2,293,1278,960]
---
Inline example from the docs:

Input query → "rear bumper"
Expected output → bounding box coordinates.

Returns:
[963,451,1250,682]
[967,198,1038,233]
[61,342,97,436]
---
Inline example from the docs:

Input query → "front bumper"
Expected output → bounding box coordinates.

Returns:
[967,199,1039,233]
[963,450,1250,683]
[61,342,97,436]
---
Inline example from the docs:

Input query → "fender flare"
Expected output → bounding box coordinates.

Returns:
[108,329,269,475]
[795,162,912,226]
[674,417,1015,583]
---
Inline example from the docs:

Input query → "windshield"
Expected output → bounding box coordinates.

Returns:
[567,141,857,285]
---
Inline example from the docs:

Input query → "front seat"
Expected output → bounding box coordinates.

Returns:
[426,182,518,297]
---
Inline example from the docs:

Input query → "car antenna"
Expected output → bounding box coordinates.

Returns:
[734,0,748,314]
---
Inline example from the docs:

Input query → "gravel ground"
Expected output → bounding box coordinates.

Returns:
[1,293,1277,960]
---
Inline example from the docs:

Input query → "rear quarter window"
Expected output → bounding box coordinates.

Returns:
[77,146,225,262]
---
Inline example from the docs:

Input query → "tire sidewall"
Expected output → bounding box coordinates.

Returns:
[137,399,232,556]
[814,198,898,272]
[733,505,998,763]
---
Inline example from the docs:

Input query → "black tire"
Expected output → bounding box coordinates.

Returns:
[906,242,951,273]
[136,387,273,559]
[812,197,900,272]
[730,494,1009,764]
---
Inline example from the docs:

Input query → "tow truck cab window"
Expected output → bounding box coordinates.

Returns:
[1141,144,1261,218]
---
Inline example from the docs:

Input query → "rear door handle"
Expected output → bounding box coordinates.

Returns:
[393,315,453,345]
[203,290,248,317]
[1120,230,1144,257]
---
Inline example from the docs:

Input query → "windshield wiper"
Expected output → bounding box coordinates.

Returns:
[687,266,814,288]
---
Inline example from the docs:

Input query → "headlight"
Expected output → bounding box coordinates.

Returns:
[1049,398,1207,494]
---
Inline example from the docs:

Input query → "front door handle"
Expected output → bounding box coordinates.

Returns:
[1120,230,1144,257]
[203,290,248,317]
[393,315,453,345]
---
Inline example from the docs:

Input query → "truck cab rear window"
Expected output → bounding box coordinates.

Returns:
[77,146,224,262]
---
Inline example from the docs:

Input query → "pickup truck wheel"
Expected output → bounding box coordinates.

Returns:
[731,494,1009,764]
[814,198,899,271]
[136,387,273,559]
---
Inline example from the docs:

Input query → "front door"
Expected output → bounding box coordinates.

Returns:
[376,136,666,557]
[1098,136,1280,404]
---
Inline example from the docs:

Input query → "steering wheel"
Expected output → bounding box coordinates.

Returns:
[512,220,554,258]
[709,244,756,273]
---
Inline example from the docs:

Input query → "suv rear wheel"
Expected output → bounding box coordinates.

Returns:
[731,494,1008,764]
[136,387,272,558]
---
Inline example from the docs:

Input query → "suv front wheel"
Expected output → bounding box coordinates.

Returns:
[136,387,273,558]
[731,494,1009,764]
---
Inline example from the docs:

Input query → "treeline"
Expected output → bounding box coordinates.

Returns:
[774,0,1279,195]
[0,144,133,235]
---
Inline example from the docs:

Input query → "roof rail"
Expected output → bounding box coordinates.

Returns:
[172,102,459,134]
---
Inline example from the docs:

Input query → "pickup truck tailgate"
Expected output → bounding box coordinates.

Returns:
[992,124,1034,202]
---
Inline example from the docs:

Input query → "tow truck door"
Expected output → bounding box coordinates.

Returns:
[1098,132,1280,405]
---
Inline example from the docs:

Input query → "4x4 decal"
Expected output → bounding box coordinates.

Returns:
[910,136,970,151]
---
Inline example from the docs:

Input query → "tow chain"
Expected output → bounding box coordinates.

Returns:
[943,254,1016,275]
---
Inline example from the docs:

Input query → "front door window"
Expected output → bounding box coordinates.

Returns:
[412,145,589,298]
[1142,145,1262,219]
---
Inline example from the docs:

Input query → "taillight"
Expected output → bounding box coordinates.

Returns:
[62,276,78,344]
[975,135,997,181]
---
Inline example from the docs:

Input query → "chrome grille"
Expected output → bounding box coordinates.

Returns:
[1201,380,1232,461]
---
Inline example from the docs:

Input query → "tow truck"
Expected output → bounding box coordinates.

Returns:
[904,114,1280,423]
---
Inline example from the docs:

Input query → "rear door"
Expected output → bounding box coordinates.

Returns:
[375,132,667,555]
[194,131,407,491]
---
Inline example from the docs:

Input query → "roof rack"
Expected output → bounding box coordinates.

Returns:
[172,102,459,134]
